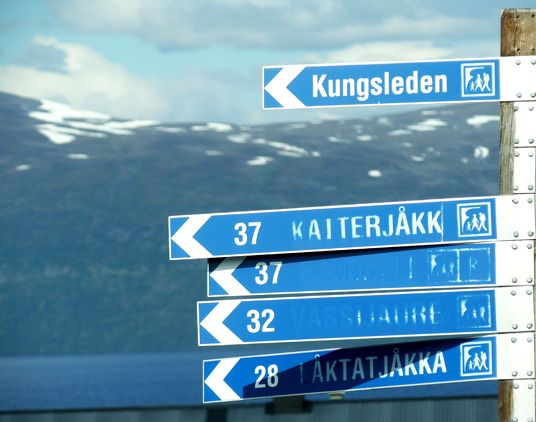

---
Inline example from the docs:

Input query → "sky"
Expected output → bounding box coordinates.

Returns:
[0,0,531,124]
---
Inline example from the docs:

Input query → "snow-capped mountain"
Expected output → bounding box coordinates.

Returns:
[1,92,501,356]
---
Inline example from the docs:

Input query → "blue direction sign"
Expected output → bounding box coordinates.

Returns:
[197,286,533,346]
[203,335,534,403]
[263,56,536,109]
[169,194,534,260]
[207,241,534,296]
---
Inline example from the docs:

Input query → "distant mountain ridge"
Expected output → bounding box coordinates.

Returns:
[0,92,501,356]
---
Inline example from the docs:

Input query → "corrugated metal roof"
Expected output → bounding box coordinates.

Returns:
[0,397,497,422]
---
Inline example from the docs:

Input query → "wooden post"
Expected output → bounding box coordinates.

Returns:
[498,8,536,422]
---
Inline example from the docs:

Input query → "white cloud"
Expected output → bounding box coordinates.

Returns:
[0,36,254,123]
[0,36,166,119]
[45,0,498,51]
[317,41,454,64]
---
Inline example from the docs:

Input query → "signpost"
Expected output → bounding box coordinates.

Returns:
[197,287,534,346]
[167,12,536,416]
[203,334,535,403]
[208,241,534,297]
[170,194,535,260]
[263,56,536,110]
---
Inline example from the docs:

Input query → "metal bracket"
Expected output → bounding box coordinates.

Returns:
[513,148,535,194]
[496,241,534,287]
[496,194,536,240]
[496,286,535,333]
[497,332,535,380]
[514,102,536,147]
[512,379,536,422]
[500,56,536,102]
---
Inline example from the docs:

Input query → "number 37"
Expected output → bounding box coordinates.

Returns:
[234,222,261,246]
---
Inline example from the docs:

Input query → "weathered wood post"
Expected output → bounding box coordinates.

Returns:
[498,8,536,422]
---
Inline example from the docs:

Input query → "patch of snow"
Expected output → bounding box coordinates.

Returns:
[421,110,437,115]
[377,117,392,125]
[16,164,31,171]
[410,155,425,162]
[368,169,382,178]
[67,153,89,160]
[311,151,321,157]
[156,126,186,133]
[327,136,349,143]
[247,156,273,166]
[192,122,233,132]
[461,158,469,164]
[357,135,373,142]
[286,123,307,130]
[106,120,158,130]
[207,122,233,132]
[402,142,413,147]
[227,133,251,143]
[29,99,160,143]
[473,145,490,159]
[388,129,412,136]
[277,151,305,158]
[406,118,447,132]
[253,138,309,157]
[37,126,75,144]
[466,115,499,127]
[205,150,223,156]
[38,123,105,138]
[32,99,110,123]
[68,121,131,135]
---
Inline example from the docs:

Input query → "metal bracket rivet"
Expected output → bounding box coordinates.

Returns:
[516,92,522,98]
[529,232,535,236]
[528,243,533,249]
[527,289,532,295]
[513,198,519,204]
[529,185,534,190]
[512,370,518,376]
[532,59,536,65]
[531,92,536,98]
[528,277,533,283]
[512,277,518,283]
[527,323,533,329]
[528,337,533,343]
[514,151,520,157]
[511,290,517,295]
[516,59,521,65]
[529,151,534,157]
[530,138,535,144]
[528,197,533,203]
[529,384,534,390]
[514,383,519,389]
[512,337,517,342]
[528,371,534,376]
[514,185,519,190]
[512,418,518,422]
[529,106,535,111]
[514,231,519,237]
[512,244,518,250]
[514,105,520,111]
[512,323,518,329]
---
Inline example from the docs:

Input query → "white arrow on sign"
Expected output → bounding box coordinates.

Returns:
[210,257,249,296]
[264,65,306,109]
[205,357,241,401]
[170,214,212,258]
[200,300,243,345]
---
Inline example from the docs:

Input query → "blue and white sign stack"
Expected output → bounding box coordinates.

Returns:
[169,56,536,405]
